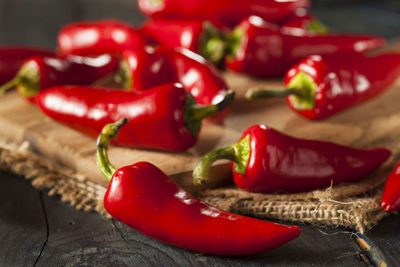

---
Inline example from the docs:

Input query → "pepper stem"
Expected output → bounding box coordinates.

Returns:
[246,71,317,110]
[96,118,129,182]
[0,76,19,95]
[184,90,235,136]
[245,87,302,100]
[199,21,228,65]
[191,90,235,121]
[193,135,250,186]
[115,59,132,89]
[308,19,330,34]
[225,26,245,59]
[1,60,41,98]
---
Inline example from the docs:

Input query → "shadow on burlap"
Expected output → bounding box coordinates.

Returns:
[0,140,393,233]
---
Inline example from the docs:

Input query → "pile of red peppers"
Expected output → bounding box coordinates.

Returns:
[1,0,399,257]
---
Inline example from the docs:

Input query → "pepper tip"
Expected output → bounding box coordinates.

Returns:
[193,176,205,186]
[381,201,392,212]
[245,88,256,100]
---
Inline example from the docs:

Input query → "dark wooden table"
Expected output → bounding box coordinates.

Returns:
[1,171,399,266]
[1,0,400,266]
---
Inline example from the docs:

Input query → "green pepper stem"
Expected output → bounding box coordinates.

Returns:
[115,59,132,89]
[0,76,19,95]
[308,19,330,34]
[190,90,235,121]
[245,87,302,100]
[225,26,245,59]
[193,146,238,186]
[193,135,250,186]
[199,21,228,65]
[96,118,128,182]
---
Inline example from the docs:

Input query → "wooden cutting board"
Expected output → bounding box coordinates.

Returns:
[1,58,400,192]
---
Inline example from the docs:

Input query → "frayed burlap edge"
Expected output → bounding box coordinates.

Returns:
[196,186,387,233]
[0,140,108,216]
[0,140,390,233]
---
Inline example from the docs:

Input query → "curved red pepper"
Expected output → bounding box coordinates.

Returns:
[194,124,390,193]
[118,47,230,121]
[96,119,301,255]
[140,18,228,64]
[285,53,400,119]
[137,0,310,27]
[0,46,53,84]
[247,52,400,120]
[36,83,234,151]
[226,16,385,77]
[0,54,119,102]
[381,163,400,212]
[57,19,149,56]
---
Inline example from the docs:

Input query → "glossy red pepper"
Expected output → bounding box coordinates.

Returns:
[36,83,234,151]
[0,54,119,102]
[381,163,400,212]
[246,52,400,120]
[140,18,228,64]
[118,46,231,121]
[193,124,390,193]
[0,46,53,84]
[137,0,310,27]
[96,119,301,255]
[226,16,385,77]
[57,19,149,56]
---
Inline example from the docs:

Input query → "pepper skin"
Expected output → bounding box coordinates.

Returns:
[246,52,400,120]
[193,124,390,193]
[140,18,228,64]
[57,19,149,56]
[0,46,53,84]
[36,83,234,151]
[137,0,310,27]
[96,119,301,255]
[0,54,119,102]
[381,163,400,212]
[226,16,385,77]
[118,47,231,121]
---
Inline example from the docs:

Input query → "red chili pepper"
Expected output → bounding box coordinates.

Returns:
[36,83,234,151]
[117,46,231,121]
[57,19,149,56]
[381,163,400,212]
[0,54,119,102]
[0,46,53,84]
[226,16,385,77]
[246,52,400,120]
[140,18,228,64]
[96,118,301,255]
[137,0,310,27]
[193,124,390,193]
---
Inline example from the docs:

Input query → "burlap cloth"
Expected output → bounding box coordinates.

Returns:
[0,139,393,234]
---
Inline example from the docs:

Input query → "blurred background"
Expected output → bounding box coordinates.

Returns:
[0,0,400,49]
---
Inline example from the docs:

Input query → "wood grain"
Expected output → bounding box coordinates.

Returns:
[3,171,399,266]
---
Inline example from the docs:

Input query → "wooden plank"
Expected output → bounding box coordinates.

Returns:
[0,172,47,266]
[2,69,400,190]
[3,171,400,265]
[0,90,241,189]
